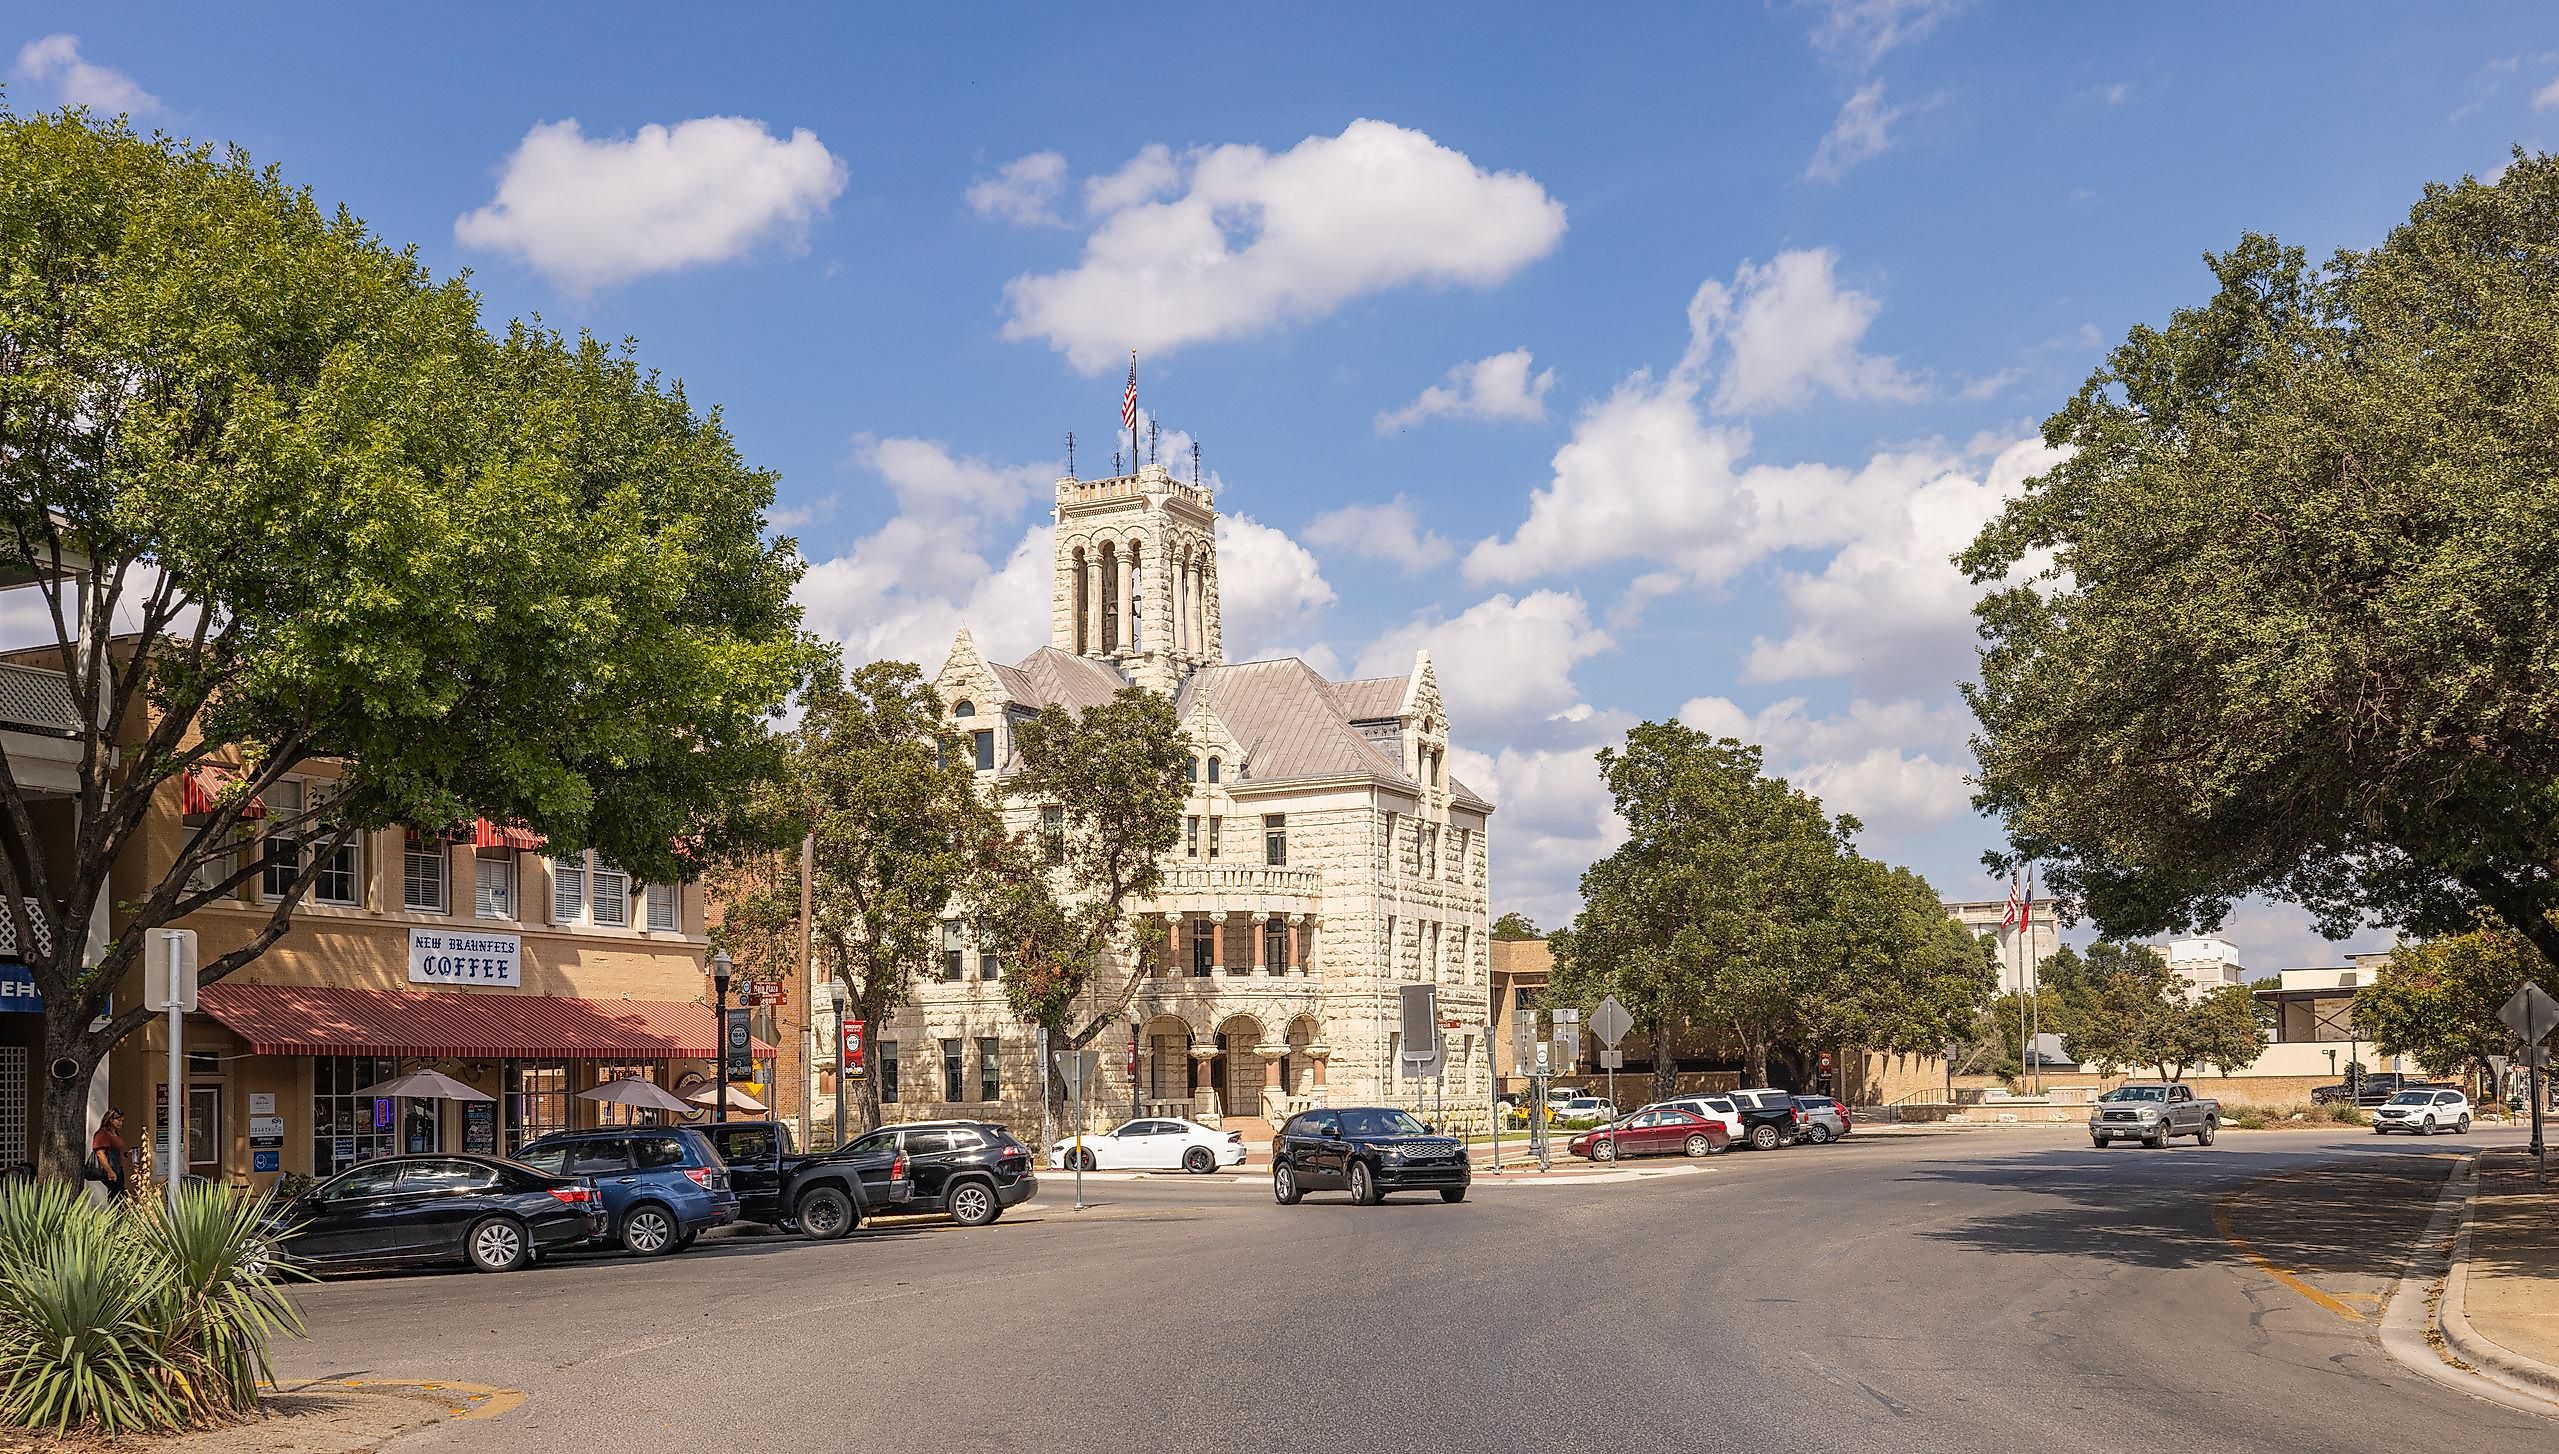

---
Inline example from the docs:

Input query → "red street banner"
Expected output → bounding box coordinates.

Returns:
[841,1019,866,1080]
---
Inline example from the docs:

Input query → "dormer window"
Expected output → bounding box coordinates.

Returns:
[1207,756,1222,784]
[954,701,975,717]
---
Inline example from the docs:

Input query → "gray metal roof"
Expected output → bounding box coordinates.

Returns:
[1006,647,1129,712]
[1327,675,1410,723]
[1173,658,1412,787]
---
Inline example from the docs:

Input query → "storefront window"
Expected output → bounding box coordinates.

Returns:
[878,1041,899,1103]
[312,1055,397,1175]
[508,1063,570,1150]
[402,1094,440,1154]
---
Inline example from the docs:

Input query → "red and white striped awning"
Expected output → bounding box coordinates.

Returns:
[471,819,546,851]
[197,983,775,1061]
[180,764,265,820]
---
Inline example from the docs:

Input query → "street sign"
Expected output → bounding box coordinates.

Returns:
[143,929,198,1013]
[2501,983,2559,1045]
[1398,984,1439,1063]
[1402,1030,1446,1080]
[839,1019,865,1079]
[1054,1049,1102,1096]
[1598,1049,1623,1070]
[1512,1013,1537,1074]
[1552,1007,1580,1073]
[1818,1051,1834,1074]
[1592,996,1633,1049]
[722,1007,755,1080]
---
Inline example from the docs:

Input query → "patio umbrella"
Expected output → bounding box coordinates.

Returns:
[686,1084,768,1114]
[577,1078,695,1115]
[352,1069,492,1102]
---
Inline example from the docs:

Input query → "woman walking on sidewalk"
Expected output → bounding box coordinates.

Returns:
[87,1107,130,1205]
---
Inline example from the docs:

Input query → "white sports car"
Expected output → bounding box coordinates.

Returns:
[1049,1117,1247,1173]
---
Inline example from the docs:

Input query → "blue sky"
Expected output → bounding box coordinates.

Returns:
[16,3,2555,961]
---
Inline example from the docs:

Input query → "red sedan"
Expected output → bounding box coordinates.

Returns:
[1570,1108,1729,1162]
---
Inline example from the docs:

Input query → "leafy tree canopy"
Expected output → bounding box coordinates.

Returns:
[978,687,1189,1041]
[2048,943,2269,1080]
[2354,921,2538,1083]
[0,109,807,1176]
[1490,912,1541,941]
[705,659,992,1134]
[1962,150,2559,975]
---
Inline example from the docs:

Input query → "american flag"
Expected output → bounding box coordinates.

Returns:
[1999,870,2023,930]
[1122,353,1139,431]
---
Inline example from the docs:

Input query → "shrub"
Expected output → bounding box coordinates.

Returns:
[0,1179,304,1436]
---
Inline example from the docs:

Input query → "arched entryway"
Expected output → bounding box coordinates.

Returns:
[1284,1016,1322,1098]
[1217,1015,1265,1118]
[1141,1015,1195,1111]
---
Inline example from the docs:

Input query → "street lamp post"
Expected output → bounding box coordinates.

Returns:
[711,949,734,1124]
[831,979,849,1149]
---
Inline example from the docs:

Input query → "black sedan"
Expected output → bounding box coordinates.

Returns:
[265,1154,603,1274]
[1272,1106,1470,1205]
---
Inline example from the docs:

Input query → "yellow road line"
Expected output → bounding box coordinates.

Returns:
[2212,1172,2371,1324]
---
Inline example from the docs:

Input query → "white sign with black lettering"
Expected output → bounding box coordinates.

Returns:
[408,928,522,987]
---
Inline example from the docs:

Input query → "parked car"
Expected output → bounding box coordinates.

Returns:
[2088,1082,2220,1147]
[840,1120,1039,1226]
[1652,1095,1745,1142]
[694,1119,911,1240]
[1726,1088,1805,1150]
[1792,1096,1852,1144]
[2310,1072,2436,1106]
[514,1126,738,1255]
[1570,1108,1728,1162]
[263,1154,603,1275]
[1050,1116,1247,1173]
[1550,1096,1618,1124]
[2373,1088,2472,1135]
[1272,1106,1470,1206]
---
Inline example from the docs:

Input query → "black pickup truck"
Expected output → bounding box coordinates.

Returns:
[695,1120,910,1240]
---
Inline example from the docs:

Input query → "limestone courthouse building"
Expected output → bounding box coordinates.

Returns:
[875,457,1496,1142]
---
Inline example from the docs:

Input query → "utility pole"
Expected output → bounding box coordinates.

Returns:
[163,930,184,1213]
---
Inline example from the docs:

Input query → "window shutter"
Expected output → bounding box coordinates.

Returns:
[552,859,586,923]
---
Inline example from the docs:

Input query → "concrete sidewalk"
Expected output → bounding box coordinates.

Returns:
[2440,1147,2559,1404]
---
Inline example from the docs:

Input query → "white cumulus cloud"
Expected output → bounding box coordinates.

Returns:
[1676,694,1973,840]
[1303,496,1455,573]
[455,117,847,290]
[1450,739,1626,929]
[1376,348,1556,432]
[13,34,157,115]
[1001,119,1567,373]
[1215,514,1337,663]
[1355,591,1614,735]
[966,151,1069,226]
[1689,248,1921,413]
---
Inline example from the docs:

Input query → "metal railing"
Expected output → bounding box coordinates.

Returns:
[0,663,77,737]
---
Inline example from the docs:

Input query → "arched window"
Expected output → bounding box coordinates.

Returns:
[1188,756,1200,783]
[1207,756,1221,783]
[953,701,974,717]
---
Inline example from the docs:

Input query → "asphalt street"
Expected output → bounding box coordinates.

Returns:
[271,1127,2548,1453]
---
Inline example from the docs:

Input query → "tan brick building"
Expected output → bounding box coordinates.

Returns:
[842,460,1496,1142]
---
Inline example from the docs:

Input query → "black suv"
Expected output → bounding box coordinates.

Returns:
[1726,1088,1803,1150]
[1272,1106,1470,1206]
[840,1120,1038,1226]
[695,1120,912,1240]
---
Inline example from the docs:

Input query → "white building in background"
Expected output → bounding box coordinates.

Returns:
[862,458,1495,1139]
[1944,899,2061,994]
[2163,936,2248,1001]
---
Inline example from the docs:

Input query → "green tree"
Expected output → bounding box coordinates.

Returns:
[1552,722,1986,1092]
[977,687,1189,1123]
[705,660,993,1138]
[2051,943,2268,1080]
[1961,150,2559,986]
[0,110,806,1179]
[1490,912,1541,941]
[2354,922,2537,1086]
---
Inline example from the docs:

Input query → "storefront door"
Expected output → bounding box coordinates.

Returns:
[186,1086,220,1178]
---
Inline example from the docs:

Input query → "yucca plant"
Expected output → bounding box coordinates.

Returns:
[133,1181,307,1418]
[0,1179,306,1435]
[0,1180,179,1435]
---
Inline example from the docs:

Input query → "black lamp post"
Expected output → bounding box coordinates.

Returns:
[711,949,734,1124]
[830,978,849,1149]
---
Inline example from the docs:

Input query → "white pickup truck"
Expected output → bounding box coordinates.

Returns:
[2089,1082,2219,1148]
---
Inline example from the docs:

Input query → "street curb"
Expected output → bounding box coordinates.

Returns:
[2434,1155,2559,1410]
[2376,1151,2559,1420]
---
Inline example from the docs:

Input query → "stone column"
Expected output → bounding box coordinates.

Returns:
[1257,1043,1287,1098]
[1250,911,1267,974]
[1208,910,1227,975]
[1297,915,1315,976]
[1122,545,1140,655]
[1308,1043,1331,1089]
[1087,544,1107,656]
[1190,1045,1223,1119]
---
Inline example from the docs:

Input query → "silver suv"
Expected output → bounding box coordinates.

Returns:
[1791,1096,1850,1144]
